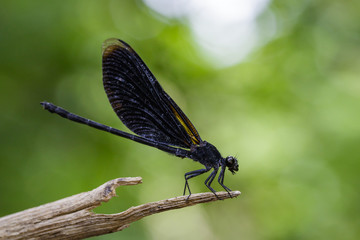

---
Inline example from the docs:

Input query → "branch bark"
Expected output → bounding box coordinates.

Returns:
[0,177,241,240]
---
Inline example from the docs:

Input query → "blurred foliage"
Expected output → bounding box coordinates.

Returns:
[0,0,359,239]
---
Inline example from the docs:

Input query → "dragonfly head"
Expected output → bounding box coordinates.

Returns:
[224,156,239,174]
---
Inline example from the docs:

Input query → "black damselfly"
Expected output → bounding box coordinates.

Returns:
[41,39,238,198]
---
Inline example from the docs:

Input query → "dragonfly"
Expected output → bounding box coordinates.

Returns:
[41,38,239,198]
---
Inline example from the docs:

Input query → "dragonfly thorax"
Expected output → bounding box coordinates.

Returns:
[189,141,223,168]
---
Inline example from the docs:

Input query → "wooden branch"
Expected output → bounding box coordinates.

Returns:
[0,177,240,240]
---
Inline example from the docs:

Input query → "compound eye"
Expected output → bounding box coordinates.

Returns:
[227,156,234,165]
[225,156,239,174]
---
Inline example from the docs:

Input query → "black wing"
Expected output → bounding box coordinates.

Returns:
[102,38,201,148]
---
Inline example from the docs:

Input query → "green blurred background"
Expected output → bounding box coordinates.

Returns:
[1,0,359,239]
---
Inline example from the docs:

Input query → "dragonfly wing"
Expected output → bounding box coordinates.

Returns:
[102,39,201,148]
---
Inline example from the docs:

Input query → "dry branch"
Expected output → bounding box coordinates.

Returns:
[0,177,240,240]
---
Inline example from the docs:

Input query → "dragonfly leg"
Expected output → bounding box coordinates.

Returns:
[218,166,232,197]
[204,168,220,199]
[184,168,210,200]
